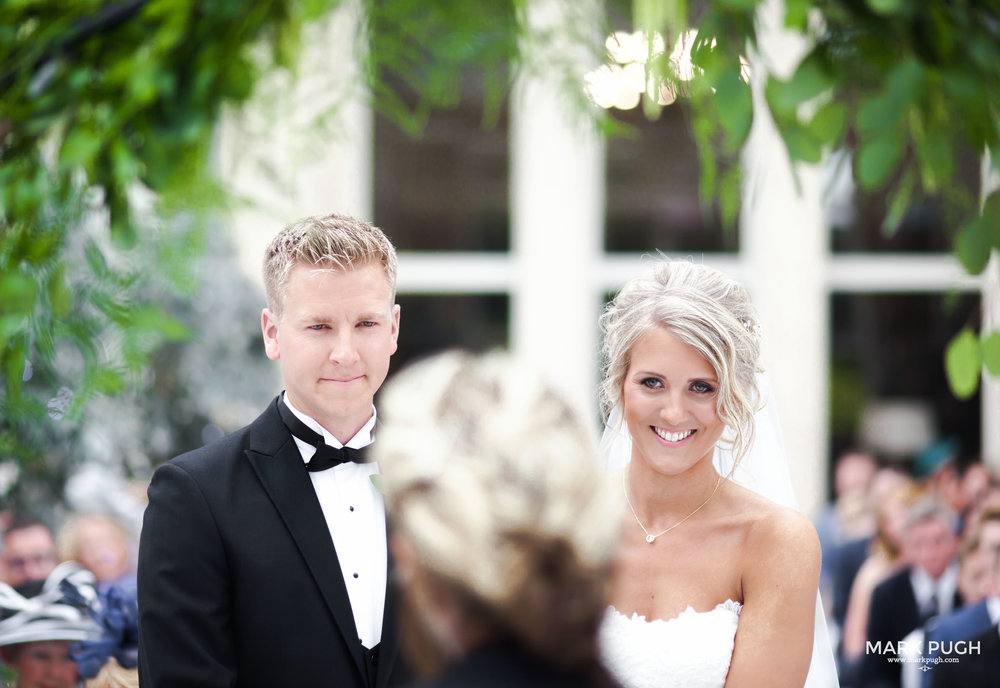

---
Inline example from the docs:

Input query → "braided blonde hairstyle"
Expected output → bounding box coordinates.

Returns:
[373,350,619,674]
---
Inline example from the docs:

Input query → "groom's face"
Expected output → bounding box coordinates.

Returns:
[262,261,399,439]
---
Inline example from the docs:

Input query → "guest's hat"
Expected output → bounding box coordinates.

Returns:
[0,561,99,646]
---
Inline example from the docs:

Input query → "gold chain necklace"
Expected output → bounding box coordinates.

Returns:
[623,465,723,544]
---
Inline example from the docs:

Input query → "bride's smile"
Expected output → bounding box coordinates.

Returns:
[623,326,726,478]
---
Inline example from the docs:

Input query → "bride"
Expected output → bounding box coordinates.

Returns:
[597,259,834,688]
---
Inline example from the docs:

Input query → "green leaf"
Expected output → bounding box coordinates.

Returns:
[914,131,953,191]
[59,129,102,171]
[633,0,672,34]
[714,69,752,149]
[982,191,1000,248]
[784,0,810,30]
[807,100,847,147]
[867,0,904,16]
[21,230,61,264]
[47,266,72,318]
[856,133,903,189]
[886,58,924,104]
[882,169,916,235]
[983,331,1000,376]
[786,52,833,106]
[955,217,993,275]
[0,314,28,344]
[782,123,823,163]
[765,53,832,118]
[129,305,190,342]
[945,329,981,399]
[857,94,898,137]
[90,367,126,395]
[0,273,37,316]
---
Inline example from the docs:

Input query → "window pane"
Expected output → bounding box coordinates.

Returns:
[374,74,509,251]
[390,294,509,374]
[605,102,734,253]
[829,292,980,472]
[828,147,981,253]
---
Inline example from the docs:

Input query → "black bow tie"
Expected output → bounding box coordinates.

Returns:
[277,400,369,472]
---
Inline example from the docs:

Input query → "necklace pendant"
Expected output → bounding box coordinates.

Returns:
[645,534,655,543]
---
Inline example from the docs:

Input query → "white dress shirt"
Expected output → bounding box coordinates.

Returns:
[284,394,387,649]
[987,595,1000,626]
[910,562,959,618]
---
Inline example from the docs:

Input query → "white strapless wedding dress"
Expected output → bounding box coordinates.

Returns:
[599,600,742,688]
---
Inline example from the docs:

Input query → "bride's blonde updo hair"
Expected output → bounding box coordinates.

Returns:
[373,350,619,674]
[599,259,764,465]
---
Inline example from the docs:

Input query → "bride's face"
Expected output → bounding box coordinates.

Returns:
[623,326,725,476]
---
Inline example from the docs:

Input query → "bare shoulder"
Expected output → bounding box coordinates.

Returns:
[729,484,820,569]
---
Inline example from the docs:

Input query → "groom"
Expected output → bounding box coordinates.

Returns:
[137,214,408,687]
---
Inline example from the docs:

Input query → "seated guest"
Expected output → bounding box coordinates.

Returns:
[921,505,1000,687]
[56,513,136,596]
[0,562,99,688]
[857,497,961,688]
[1,516,57,588]
[839,473,917,678]
[371,351,620,687]
[815,449,878,614]
[927,547,1000,688]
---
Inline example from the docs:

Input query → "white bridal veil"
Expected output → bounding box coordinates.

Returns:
[602,372,840,688]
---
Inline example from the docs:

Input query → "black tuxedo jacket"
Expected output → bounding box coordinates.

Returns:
[137,397,407,688]
[857,566,961,688]
[927,623,1000,688]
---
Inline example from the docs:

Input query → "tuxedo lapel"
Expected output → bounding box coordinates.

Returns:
[245,398,367,680]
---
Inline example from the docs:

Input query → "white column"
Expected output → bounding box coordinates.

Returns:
[740,0,828,514]
[511,0,605,420]
[217,1,372,288]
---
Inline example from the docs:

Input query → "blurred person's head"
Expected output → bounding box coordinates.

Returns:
[903,497,959,580]
[834,450,877,498]
[932,460,961,506]
[373,350,619,682]
[832,450,878,537]
[1,517,57,587]
[1,640,79,688]
[56,513,133,584]
[866,465,908,511]
[956,532,992,604]
[960,462,993,509]
[932,460,982,514]
[970,505,1000,560]
[0,563,99,688]
[869,474,918,562]
[965,486,1000,533]
[980,545,1000,601]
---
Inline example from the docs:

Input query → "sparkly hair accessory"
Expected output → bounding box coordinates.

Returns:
[741,317,761,341]
[62,582,139,679]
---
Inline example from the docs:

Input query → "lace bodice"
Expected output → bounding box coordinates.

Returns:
[599,600,742,688]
